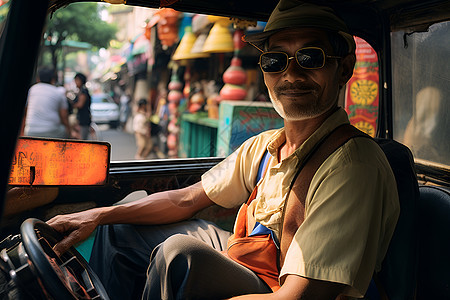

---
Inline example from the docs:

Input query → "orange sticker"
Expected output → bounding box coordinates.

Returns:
[9,137,110,186]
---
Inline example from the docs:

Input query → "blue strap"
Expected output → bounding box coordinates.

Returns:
[249,222,272,236]
[249,222,279,248]
[256,150,271,182]
[250,150,279,248]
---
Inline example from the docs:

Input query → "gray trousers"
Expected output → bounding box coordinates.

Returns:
[89,219,271,300]
[80,125,90,140]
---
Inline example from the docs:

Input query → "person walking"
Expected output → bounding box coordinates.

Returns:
[72,73,91,140]
[24,67,70,138]
[133,99,153,159]
[119,90,132,130]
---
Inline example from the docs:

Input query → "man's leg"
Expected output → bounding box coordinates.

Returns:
[80,125,90,140]
[143,234,272,300]
[89,219,231,300]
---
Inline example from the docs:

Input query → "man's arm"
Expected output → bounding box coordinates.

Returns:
[231,274,346,300]
[20,106,27,136]
[47,181,214,255]
[72,92,87,109]
[58,107,70,136]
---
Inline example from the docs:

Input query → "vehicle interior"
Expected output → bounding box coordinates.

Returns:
[0,0,449,299]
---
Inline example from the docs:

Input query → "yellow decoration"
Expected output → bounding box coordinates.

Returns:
[350,79,378,105]
[207,16,231,26]
[202,22,234,53]
[172,26,210,61]
[354,120,375,137]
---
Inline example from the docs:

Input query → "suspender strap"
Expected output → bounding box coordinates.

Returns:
[280,124,371,266]
[256,150,271,182]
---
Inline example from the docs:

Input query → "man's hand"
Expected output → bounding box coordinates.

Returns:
[47,208,102,256]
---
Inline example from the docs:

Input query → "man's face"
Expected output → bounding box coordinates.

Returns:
[74,78,83,88]
[263,28,348,121]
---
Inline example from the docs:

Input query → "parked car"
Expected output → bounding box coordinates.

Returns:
[90,93,120,129]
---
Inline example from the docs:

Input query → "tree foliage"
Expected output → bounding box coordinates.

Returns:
[45,3,117,71]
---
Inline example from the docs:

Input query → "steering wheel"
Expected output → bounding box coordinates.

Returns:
[20,218,109,300]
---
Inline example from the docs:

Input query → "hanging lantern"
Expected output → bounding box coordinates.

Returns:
[167,133,178,150]
[220,84,247,100]
[168,118,180,134]
[219,30,247,101]
[233,28,246,51]
[156,8,181,48]
[168,100,179,115]
[168,90,183,104]
[190,32,209,55]
[202,16,234,53]
[167,73,183,104]
[222,57,247,85]
[168,73,183,91]
[172,26,209,60]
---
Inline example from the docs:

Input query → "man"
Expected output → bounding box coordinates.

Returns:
[72,72,91,140]
[48,1,399,299]
[133,99,153,159]
[24,67,70,138]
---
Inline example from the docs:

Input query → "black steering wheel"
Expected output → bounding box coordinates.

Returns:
[20,218,109,300]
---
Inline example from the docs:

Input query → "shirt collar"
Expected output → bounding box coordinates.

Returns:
[266,107,350,162]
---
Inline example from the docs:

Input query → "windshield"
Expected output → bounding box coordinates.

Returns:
[12,3,381,162]
[391,21,450,166]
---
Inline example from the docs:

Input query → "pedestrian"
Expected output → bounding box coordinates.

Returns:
[48,1,400,299]
[133,99,152,159]
[72,73,91,140]
[119,89,131,130]
[23,66,70,138]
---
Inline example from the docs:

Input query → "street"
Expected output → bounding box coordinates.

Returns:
[96,125,137,161]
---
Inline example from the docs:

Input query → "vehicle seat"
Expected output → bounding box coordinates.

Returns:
[416,185,450,299]
[366,139,419,300]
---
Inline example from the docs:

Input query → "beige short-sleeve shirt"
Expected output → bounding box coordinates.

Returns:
[201,108,399,297]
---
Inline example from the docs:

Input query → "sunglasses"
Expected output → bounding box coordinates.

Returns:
[258,47,341,73]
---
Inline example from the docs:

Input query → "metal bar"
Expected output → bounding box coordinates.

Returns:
[0,0,49,218]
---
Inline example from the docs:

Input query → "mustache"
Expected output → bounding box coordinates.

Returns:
[274,82,319,94]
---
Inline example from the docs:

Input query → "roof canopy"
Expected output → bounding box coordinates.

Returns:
[49,0,450,51]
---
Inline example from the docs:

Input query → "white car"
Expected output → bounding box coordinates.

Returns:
[90,93,120,128]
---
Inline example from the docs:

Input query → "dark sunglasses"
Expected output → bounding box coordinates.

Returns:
[258,47,341,73]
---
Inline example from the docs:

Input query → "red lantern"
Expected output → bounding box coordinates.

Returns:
[168,118,179,134]
[167,133,178,150]
[220,84,247,101]
[168,90,183,103]
[168,78,183,91]
[156,8,181,47]
[222,57,247,85]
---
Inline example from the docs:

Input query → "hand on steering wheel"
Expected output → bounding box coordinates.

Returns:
[20,218,109,300]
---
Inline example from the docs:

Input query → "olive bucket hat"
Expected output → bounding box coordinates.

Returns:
[244,0,356,54]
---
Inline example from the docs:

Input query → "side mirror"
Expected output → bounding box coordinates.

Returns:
[9,137,110,186]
